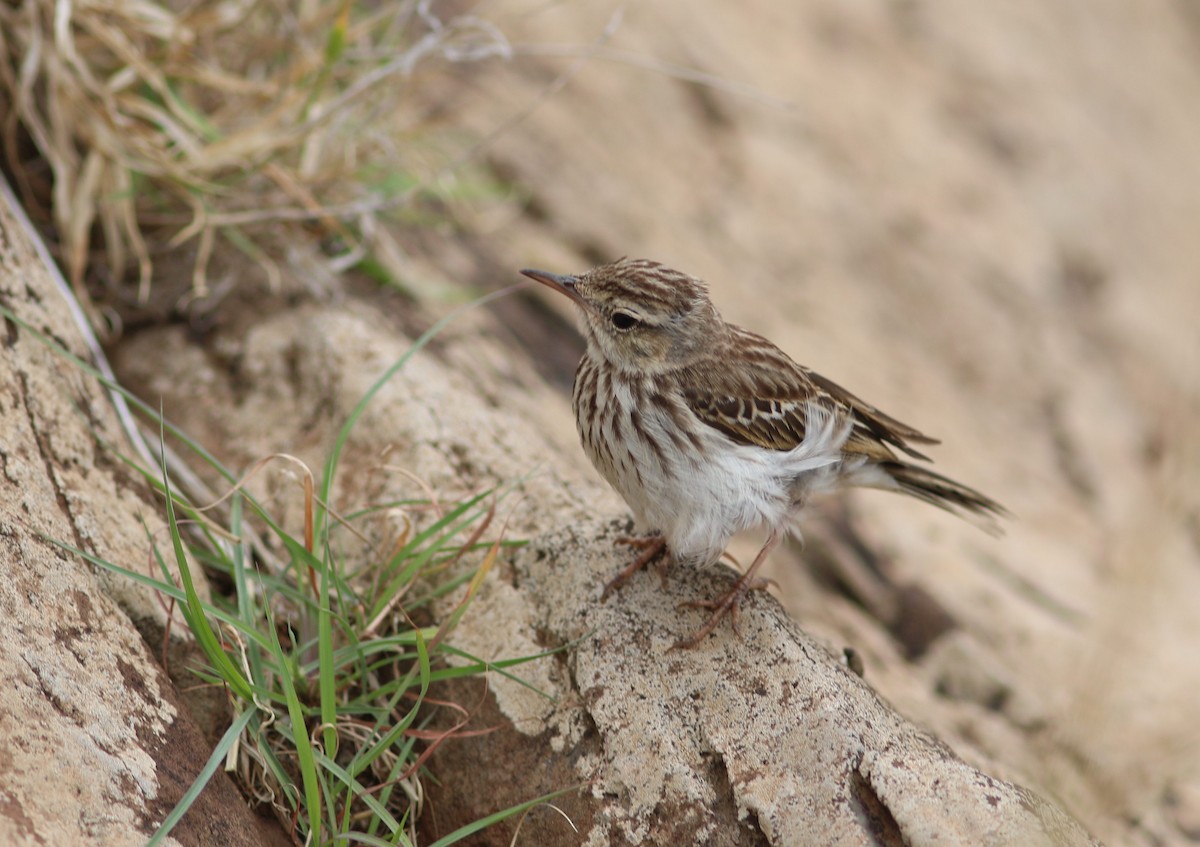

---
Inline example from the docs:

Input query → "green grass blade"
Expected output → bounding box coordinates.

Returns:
[0,306,241,485]
[316,286,518,543]
[329,832,414,847]
[158,424,253,702]
[319,541,339,761]
[146,706,256,846]
[40,534,283,656]
[311,747,402,835]
[350,625,431,774]
[265,603,323,845]
[425,786,580,847]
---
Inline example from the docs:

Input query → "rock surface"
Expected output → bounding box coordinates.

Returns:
[116,300,1101,845]
[0,183,288,845]
[5,0,1198,845]
[416,1,1200,843]
[115,1,1200,843]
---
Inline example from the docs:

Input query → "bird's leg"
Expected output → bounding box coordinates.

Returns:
[671,529,782,650]
[601,535,669,600]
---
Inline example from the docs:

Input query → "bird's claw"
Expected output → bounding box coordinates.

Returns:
[670,576,774,650]
[601,535,669,601]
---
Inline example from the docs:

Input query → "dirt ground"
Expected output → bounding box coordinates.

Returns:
[393,1,1200,843]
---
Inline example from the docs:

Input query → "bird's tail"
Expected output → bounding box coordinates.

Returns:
[878,461,1007,533]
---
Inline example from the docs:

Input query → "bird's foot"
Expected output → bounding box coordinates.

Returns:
[670,573,778,650]
[601,535,669,600]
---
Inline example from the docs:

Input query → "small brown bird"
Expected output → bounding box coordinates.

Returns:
[522,258,1004,648]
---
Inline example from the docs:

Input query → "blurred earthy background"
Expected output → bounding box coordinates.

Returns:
[3,0,1198,844]
[418,4,1200,839]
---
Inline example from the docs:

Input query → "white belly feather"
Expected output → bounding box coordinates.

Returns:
[577,375,853,568]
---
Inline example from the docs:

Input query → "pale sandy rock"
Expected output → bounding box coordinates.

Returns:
[117,300,1101,844]
[420,1,1199,843]
[0,183,291,846]
[7,0,1196,844]
[101,3,1200,845]
[520,520,1099,847]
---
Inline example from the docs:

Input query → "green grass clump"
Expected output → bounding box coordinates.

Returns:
[128,455,558,846]
[4,294,574,845]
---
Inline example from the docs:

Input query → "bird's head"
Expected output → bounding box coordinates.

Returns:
[521,258,720,373]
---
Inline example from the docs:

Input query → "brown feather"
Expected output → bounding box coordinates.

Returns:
[879,461,1008,532]
[526,257,1006,539]
[681,327,936,462]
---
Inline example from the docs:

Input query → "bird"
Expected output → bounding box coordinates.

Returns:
[520,258,1005,649]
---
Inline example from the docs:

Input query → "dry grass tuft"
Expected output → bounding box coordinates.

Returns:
[0,0,510,309]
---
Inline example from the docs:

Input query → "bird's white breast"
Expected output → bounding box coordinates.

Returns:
[575,369,852,568]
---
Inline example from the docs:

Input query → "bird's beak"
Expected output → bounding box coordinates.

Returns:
[520,268,586,307]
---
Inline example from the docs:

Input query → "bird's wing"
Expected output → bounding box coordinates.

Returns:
[680,328,938,460]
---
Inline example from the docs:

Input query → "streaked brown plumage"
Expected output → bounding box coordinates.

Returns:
[522,258,1004,648]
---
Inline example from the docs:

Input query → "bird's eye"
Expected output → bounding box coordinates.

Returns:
[610,311,639,330]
